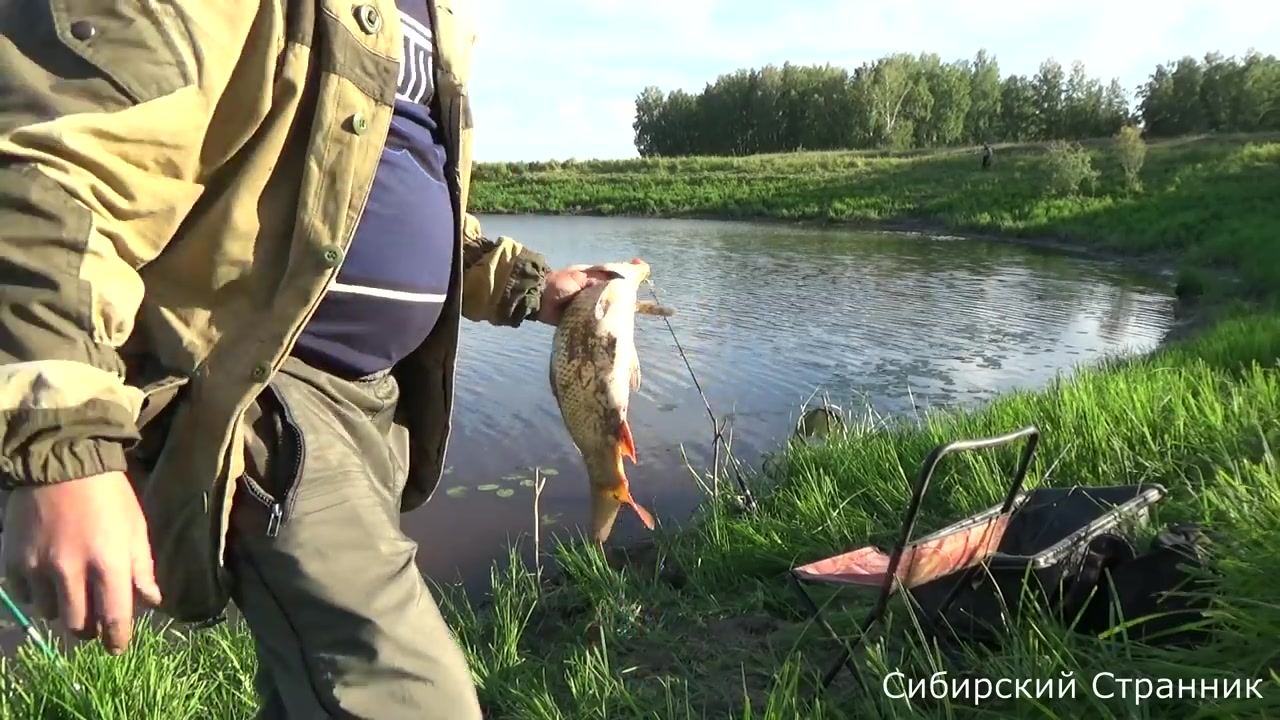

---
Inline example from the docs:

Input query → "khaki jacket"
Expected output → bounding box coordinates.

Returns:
[0,0,548,623]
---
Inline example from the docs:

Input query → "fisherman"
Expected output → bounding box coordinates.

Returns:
[981,142,994,170]
[0,2,622,718]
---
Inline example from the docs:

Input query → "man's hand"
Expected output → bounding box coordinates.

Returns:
[537,264,619,325]
[1,472,162,655]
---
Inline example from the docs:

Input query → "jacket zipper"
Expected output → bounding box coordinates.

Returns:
[274,393,306,535]
[238,391,306,538]
[239,475,285,536]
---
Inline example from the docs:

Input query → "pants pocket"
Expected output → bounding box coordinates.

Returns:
[238,384,305,538]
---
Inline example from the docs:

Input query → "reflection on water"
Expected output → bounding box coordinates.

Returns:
[0,216,1178,651]
[404,215,1175,591]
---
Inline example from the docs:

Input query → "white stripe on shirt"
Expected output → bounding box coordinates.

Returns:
[327,281,446,303]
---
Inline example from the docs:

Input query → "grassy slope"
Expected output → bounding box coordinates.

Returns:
[4,136,1280,719]
[473,134,1280,297]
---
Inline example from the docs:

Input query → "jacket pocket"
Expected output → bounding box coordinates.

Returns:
[140,397,233,626]
[237,384,305,537]
[47,0,193,104]
[150,474,234,625]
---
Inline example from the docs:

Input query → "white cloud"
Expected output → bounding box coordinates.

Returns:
[464,0,1280,161]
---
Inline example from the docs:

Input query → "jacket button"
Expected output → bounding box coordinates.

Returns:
[252,363,271,381]
[353,4,382,34]
[69,20,96,41]
[322,246,344,267]
[349,113,369,135]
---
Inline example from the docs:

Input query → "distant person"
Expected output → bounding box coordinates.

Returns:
[0,1,630,718]
[982,143,994,170]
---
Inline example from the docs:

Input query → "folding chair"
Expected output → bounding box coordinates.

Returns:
[788,425,1040,692]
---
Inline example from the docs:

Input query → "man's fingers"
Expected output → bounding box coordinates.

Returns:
[131,533,162,609]
[99,615,132,656]
[89,564,134,655]
[30,576,62,625]
[51,564,91,638]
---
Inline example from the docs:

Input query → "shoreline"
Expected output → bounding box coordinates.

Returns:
[477,207,1180,276]
[478,208,1235,347]
[458,207,1238,595]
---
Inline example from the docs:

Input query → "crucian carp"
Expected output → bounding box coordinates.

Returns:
[549,258,674,544]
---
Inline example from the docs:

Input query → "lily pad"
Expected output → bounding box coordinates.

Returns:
[538,468,559,477]
[477,484,501,492]
[445,486,467,498]
[540,513,561,526]
[502,474,526,482]
[520,478,536,487]
[495,488,516,499]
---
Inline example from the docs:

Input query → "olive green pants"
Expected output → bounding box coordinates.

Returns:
[227,357,481,719]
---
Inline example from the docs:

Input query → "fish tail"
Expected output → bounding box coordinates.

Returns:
[612,446,655,531]
[615,486,656,530]
[587,439,656,544]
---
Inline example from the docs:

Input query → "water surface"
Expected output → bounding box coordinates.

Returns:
[407,215,1175,589]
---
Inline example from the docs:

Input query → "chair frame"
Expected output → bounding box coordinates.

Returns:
[788,425,1041,692]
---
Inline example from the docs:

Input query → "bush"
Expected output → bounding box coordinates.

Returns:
[1044,140,1100,196]
[1115,125,1148,193]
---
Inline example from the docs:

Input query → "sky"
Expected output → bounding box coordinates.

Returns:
[464,0,1280,162]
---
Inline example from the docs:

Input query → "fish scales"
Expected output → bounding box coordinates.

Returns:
[549,260,657,544]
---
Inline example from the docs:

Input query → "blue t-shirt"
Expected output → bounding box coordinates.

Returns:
[293,0,455,378]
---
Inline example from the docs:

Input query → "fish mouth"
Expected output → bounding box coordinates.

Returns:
[627,258,652,283]
[585,258,651,285]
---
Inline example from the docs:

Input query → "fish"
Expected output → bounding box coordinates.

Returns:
[548,258,673,544]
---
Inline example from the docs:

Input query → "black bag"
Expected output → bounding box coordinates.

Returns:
[908,483,1222,650]
[1059,523,1219,647]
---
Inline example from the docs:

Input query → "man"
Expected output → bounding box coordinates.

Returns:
[981,142,994,170]
[0,1,615,717]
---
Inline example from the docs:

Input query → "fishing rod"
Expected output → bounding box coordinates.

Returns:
[0,585,58,660]
[0,555,81,691]
[643,280,757,512]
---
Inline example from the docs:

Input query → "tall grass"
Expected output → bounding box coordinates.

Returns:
[4,315,1278,718]
[3,136,1279,718]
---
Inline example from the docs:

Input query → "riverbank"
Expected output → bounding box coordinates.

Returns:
[3,139,1279,718]
[472,133,1280,305]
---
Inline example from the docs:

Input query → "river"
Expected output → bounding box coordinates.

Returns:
[407,214,1175,589]
[0,215,1177,654]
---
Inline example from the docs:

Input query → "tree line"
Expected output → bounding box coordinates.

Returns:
[632,50,1280,157]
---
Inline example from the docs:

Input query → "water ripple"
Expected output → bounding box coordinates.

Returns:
[409,215,1175,587]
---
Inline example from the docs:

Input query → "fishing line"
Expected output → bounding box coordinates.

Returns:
[643,280,757,511]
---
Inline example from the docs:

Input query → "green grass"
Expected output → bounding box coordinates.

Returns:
[5,316,1280,718]
[473,133,1280,299]
[4,135,1280,718]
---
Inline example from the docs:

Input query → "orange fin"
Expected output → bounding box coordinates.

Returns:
[618,418,638,463]
[615,486,656,530]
